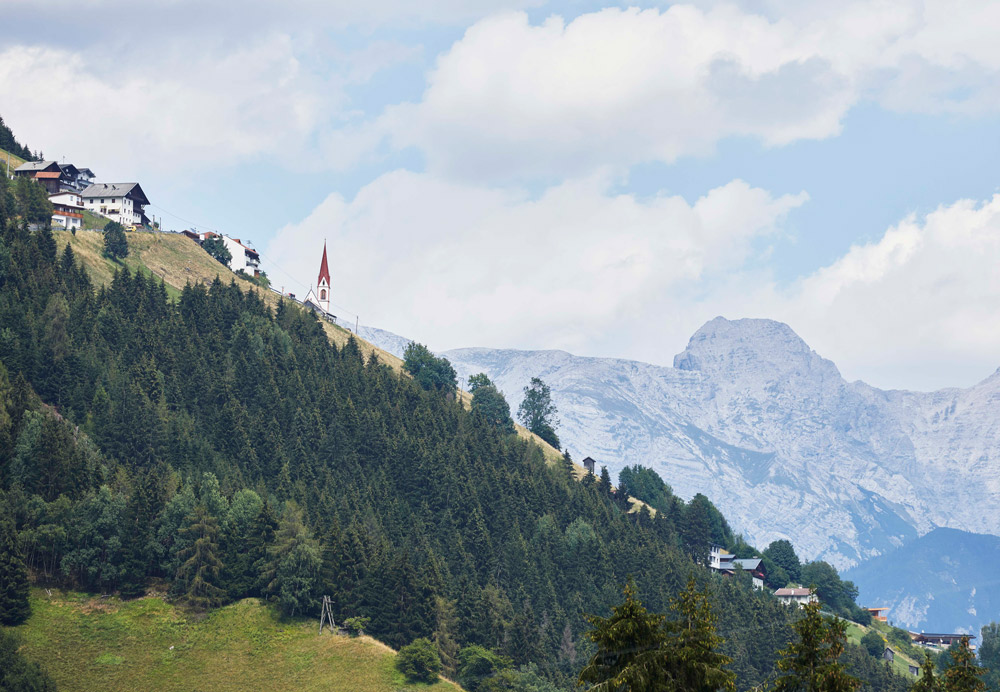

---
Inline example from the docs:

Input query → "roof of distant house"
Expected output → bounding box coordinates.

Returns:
[774,587,813,596]
[14,160,58,172]
[81,182,150,205]
[733,558,763,571]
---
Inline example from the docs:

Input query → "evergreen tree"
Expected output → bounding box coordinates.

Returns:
[774,601,861,692]
[913,652,942,692]
[579,579,667,691]
[662,577,735,692]
[0,514,30,625]
[979,623,1000,692]
[174,505,226,610]
[0,629,57,692]
[942,637,984,692]
[265,502,322,618]
[102,221,128,260]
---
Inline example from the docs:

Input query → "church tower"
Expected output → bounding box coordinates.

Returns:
[317,242,331,314]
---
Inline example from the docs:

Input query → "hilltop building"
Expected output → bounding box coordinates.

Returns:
[181,230,260,276]
[48,190,84,230]
[582,457,596,474]
[774,587,817,607]
[708,545,767,589]
[14,161,96,193]
[82,182,150,229]
[303,242,334,317]
[909,632,976,650]
[865,606,889,623]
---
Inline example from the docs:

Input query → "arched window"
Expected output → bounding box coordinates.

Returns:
[320,289,327,300]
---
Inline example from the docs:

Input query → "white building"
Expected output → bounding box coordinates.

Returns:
[81,182,150,229]
[48,191,84,230]
[183,230,260,276]
[774,587,817,607]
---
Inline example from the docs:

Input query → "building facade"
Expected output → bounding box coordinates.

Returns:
[81,182,150,229]
[48,191,84,230]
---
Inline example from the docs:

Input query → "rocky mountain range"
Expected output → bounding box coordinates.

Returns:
[357,317,1000,570]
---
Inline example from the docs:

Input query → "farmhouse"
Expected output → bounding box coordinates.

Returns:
[774,587,817,607]
[183,230,261,276]
[82,182,150,229]
[48,190,84,230]
[14,161,95,194]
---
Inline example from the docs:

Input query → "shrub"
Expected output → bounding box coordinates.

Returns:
[396,637,442,683]
[343,616,370,635]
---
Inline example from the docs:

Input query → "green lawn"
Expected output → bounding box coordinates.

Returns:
[14,590,461,692]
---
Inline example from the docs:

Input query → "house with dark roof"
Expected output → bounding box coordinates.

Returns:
[14,161,94,194]
[82,182,150,229]
[582,457,596,474]
[909,632,976,650]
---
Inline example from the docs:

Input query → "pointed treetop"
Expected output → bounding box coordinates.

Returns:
[318,241,331,287]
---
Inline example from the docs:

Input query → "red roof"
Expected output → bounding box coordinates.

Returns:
[34,171,62,179]
[318,242,331,287]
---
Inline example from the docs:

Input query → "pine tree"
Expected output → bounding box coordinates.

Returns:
[0,514,31,625]
[774,601,861,692]
[913,652,941,692]
[579,579,667,691]
[264,502,321,618]
[174,505,226,610]
[942,637,985,692]
[663,578,735,692]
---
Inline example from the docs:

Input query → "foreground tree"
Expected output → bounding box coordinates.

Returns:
[579,579,667,691]
[912,652,941,692]
[0,514,31,625]
[942,636,984,692]
[173,505,226,610]
[774,601,861,692]
[663,578,736,692]
[265,502,322,617]
[517,377,559,448]
[0,630,57,692]
[102,220,128,260]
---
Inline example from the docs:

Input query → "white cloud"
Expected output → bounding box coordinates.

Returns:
[778,194,1000,389]
[360,1,1000,181]
[266,171,805,354]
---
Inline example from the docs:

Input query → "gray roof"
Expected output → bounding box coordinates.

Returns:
[733,558,763,571]
[14,160,58,172]
[81,182,150,205]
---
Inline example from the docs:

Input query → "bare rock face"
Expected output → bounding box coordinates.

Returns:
[360,316,1000,569]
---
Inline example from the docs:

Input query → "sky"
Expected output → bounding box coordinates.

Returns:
[3,0,1000,391]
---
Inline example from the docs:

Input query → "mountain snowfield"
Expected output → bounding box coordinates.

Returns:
[356,316,1000,569]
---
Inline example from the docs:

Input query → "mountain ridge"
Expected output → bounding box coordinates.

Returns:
[358,317,1000,569]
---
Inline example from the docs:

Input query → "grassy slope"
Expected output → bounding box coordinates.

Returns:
[16,590,461,692]
[54,228,570,466]
[844,619,920,676]
[1,146,27,173]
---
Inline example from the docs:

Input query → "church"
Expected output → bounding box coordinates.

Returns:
[302,242,335,320]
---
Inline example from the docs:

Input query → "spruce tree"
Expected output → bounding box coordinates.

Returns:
[579,578,667,691]
[913,652,941,692]
[942,637,985,692]
[0,514,30,625]
[663,577,736,692]
[174,505,226,610]
[774,601,861,692]
[264,502,321,618]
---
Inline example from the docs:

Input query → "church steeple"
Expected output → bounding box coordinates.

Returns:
[317,242,331,313]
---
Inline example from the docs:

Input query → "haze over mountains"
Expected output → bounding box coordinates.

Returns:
[358,317,1000,570]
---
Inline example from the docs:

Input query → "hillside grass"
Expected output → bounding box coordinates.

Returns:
[14,590,461,692]
[844,619,920,677]
[1,146,27,172]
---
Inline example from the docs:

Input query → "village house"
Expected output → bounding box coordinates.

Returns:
[182,230,261,276]
[774,586,817,607]
[707,545,767,590]
[82,182,150,229]
[865,606,889,623]
[48,190,84,230]
[13,160,96,194]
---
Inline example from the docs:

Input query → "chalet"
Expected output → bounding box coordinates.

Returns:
[82,182,150,229]
[865,607,889,623]
[724,558,767,590]
[48,191,84,230]
[709,544,731,570]
[774,587,817,607]
[909,632,975,650]
[582,457,596,474]
[13,161,64,194]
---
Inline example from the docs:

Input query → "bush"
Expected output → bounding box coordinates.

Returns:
[102,221,128,260]
[458,645,511,692]
[403,342,457,394]
[396,637,442,683]
[343,616,370,635]
[862,630,885,657]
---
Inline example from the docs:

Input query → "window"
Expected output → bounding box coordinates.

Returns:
[320,289,327,300]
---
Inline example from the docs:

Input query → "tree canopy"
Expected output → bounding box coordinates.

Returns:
[517,377,559,449]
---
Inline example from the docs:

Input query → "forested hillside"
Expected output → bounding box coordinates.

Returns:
[0,114,38,162]
[0,171,911,691]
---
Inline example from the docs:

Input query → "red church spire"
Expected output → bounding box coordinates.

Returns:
[318,241,331,287]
